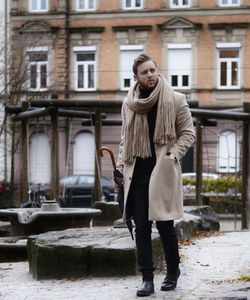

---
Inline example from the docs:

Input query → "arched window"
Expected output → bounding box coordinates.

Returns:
[73,131,95,175]
[29,132,51,184]
[218,130,239,173]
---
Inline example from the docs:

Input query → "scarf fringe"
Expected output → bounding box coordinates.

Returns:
[124,74,175,163]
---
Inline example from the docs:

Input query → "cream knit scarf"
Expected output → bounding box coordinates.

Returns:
[123,73,176,163]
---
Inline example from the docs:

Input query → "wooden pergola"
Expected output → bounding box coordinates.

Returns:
[6,100,250,229]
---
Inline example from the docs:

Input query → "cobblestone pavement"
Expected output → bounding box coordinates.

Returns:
[0,230,249,300]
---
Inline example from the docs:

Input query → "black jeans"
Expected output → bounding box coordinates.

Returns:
[127,172,180,281]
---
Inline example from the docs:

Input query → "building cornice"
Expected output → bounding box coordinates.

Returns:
[69,27,105,34]
[158,17,202,30]
[208,23,249,30]
[10,8,250,21]
[112,25,152,32]
[15,20,60,34]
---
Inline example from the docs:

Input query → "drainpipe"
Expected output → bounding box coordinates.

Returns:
[65,0,70,99]
[4,0,8,182]
[64,0,71,177]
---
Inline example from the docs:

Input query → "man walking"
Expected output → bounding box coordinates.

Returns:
[116,53,195,297]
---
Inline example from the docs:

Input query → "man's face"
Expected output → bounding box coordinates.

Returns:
[134,60,158,90]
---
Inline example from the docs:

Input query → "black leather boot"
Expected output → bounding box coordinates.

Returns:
[161,267,180,291]
[136,281,154,297]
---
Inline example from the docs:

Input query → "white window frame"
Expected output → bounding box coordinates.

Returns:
[218,0,240,7]
[170,0,191,8]
[218,130,239,173]
[168,43,192,89]
[29,0,48,12]
[76,0,96,11]
[74,46,96,91]
[120,45,143,91]
[216,42,241,89]
[26,47,49,91]
[123,0,143,10]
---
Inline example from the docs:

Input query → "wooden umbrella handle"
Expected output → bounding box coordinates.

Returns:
[99,146,117,170]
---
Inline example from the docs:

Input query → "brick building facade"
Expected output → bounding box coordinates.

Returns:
[8,0,250,194]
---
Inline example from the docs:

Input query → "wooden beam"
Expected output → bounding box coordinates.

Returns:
[93,112,102,203]
[50,108,59,201]
[20,101,29,204]
[191,108,250,121]
[242,102,250,229]
[195,118,203,206]
[241,120,249,229]
[12,108,49,121]
[30,99,123,110]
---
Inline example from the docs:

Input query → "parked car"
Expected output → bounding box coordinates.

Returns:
[24,175,116,208]
[59,174,117,208]
[0,181,10,208]
[182,173,219,180]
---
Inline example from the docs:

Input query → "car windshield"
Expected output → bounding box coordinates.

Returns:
[100,177,113,186]
[59,175,113,188]
[60,176,78,185]
[78,176,94,185]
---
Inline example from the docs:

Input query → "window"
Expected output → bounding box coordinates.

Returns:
[168,44,192,89]
[29,0,48,12]
[170,0,191,8]
[217,43,240,89]
[77,0,95,11]
[123,0,143,9]
[27,48,48,91]
[120,45,143,90]
[73,132,95,175]
[29,133,51,184]
[74,46,96,91]
[219,0,240,6]
[218,130,239,173]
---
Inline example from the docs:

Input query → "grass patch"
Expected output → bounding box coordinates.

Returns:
[238,274,250,282]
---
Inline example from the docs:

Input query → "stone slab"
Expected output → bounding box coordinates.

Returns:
[0,208,102,236]
[27,227,164,280]
[27,205,220,280]
[184,205,220,231]
[92,201,122,226]
[0,237,27,262]
[0,205,220,267]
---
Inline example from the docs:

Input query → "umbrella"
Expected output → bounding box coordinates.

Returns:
[99,146,134,240]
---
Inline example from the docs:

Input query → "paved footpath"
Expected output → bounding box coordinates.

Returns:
[0,230,249,300]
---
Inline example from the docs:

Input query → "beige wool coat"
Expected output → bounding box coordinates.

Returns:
[117,91,195,221]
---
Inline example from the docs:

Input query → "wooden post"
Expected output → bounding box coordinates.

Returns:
[242,102,250,229]
[20,101,29,204]
[93,111,102,203]
[196,118,203,206]
[10,122,16,203]
[50,108,59,201]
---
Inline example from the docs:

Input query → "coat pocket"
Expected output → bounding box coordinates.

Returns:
[148,154,182,220]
